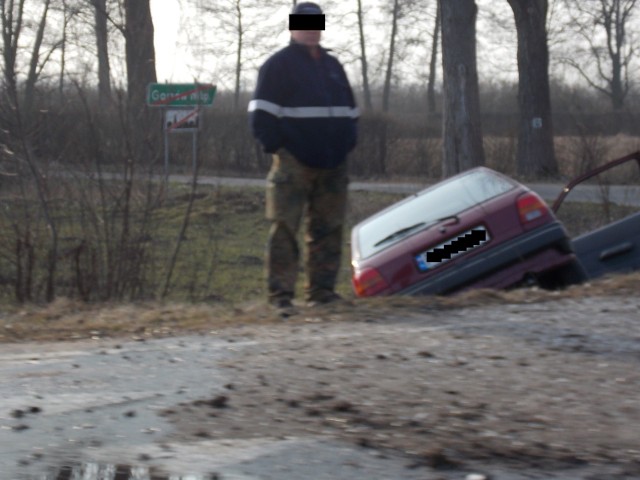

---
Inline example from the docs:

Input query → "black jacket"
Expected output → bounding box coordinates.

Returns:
[249,41,358,169]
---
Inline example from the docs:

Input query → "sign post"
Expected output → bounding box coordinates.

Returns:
[147,83,217,178]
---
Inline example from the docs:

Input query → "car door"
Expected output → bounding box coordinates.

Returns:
[552,151,640,280]
[572,212,640,279]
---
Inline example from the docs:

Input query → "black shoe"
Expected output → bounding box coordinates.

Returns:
[269,296,298,317]
[306,290,349,308]
[271,297,293,308]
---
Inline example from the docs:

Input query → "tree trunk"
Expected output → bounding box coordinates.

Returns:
[440,0,485,177]
[23,0,50,119]
[427,0,440,115]
[59,0,68,103]
[382,0,399,113]
[602,0,633,111]
[124,0,157,112]
[234,0,243,111]
[93,0,112,108]
[376,0,402,176]
[357,0,372,110]
[507,0,558,178]
[1,0,23,108]
[124,0,158,164]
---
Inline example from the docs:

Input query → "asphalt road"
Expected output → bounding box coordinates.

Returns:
[211,175,640,209]
[82,171,640,207]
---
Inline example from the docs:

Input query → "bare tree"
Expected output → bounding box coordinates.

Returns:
[195,0,275,111]
[562,0,638,111]
[426,0,440,115]
[381,0,433,111]
[58,0,70,100]
[382,0,401,113]
[2,0,61,118]
[1,0,63,302]
[356,0,372,110]
[372,0,427,175]
[124,0,156,110]
[92,0,112,107]
[23,0,52,117]
[121,0,160,171]
[440,0,485,176]
[1,0,22,105]
[233,0,243,110]
[507,0,558,178]
[200,0,247,110]
[370,0,404,176]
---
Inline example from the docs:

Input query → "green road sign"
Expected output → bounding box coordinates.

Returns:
[147,83,217,107]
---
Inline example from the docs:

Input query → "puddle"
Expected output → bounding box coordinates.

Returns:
[40,462,219,480]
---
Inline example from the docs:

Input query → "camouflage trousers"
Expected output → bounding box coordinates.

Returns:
[265,149,348,302]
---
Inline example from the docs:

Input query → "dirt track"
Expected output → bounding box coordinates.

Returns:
[158,292,640,478]
[2,274,640,478]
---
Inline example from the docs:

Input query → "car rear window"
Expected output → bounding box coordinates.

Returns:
[355,168,516,259]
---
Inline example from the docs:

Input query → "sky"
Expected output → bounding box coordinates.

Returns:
[148,0,561,90]
[150,0,293,84]
[150,0,184,82]
[149,0,429,86]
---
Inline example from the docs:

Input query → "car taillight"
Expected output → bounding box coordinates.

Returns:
[517,192,549,225]
[352,267,388,297]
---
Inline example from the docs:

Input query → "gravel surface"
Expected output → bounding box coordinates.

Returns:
[160,295,640,478]
[2,273,640,479]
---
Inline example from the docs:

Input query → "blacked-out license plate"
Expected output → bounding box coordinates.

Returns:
[414,225,490,272]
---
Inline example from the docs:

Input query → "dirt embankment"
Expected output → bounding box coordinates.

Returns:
[1,271,639,344]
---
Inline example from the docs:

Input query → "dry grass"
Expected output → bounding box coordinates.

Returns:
[387,134,640,183]
[1,270,638,344]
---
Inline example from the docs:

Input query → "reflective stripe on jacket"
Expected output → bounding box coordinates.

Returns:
[249,41,359,169]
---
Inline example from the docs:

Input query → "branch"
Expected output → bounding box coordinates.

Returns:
[561,56,612,98]
[88,0,125,36]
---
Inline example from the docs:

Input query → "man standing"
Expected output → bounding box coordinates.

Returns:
[248,2,359,312]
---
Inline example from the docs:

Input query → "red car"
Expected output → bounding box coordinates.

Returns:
[351,166,584,297]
